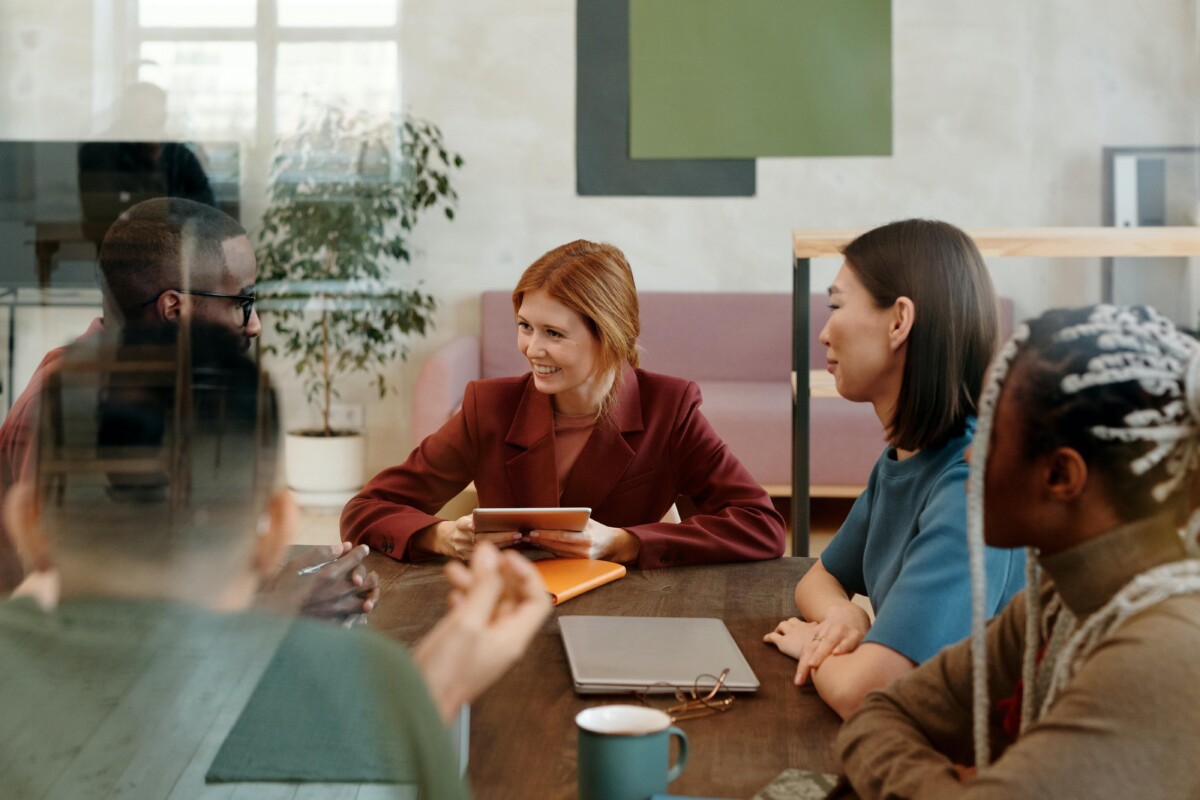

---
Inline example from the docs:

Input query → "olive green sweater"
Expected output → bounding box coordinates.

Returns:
[0,597,468,799]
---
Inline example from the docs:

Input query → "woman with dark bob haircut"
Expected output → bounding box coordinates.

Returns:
[341,239,786,566]
[765,219,1025,718]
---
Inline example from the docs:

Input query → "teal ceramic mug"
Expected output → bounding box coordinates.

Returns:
[576,704,689,800]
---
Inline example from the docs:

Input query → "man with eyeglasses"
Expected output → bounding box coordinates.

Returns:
[0,197,378,622]
[101,196,261,349]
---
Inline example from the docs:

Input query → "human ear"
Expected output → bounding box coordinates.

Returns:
[252,489,298,579]
[1044,447,1088,502]
[157,290,183,323]
[889,296,916,350]
[4,482,51,572]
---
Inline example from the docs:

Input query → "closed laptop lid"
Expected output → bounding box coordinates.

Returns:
[559,615,759,694]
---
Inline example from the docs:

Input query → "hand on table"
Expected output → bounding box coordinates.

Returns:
[764,600,871,685]
[259,542,381,624]
[433,515,524,560]
[528,519,641,563]
[414,542,552,722]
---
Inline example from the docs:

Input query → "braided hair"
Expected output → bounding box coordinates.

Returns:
[966,304,1200,769]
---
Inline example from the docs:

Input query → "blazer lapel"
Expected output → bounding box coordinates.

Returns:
[504,377,560,507]
[560,366,644,508]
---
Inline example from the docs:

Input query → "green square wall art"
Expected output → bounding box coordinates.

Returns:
[629,0,892,158]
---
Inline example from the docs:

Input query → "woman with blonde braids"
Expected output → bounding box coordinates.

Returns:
[832,304,1200,799]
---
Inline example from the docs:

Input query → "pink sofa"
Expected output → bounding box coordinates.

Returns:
[410,291,1011,496]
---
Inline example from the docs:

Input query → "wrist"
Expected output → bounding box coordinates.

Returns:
[413,639,467,723]
[820,604,868,628]
[415,522,449,558]
[817,597,861,622]
[614,529,640,564]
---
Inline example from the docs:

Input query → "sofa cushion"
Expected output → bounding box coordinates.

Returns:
[693,380,790,487]
[482,291,526,379]
[699,384,887,489]
[810,397,887,487]
[637,293,790,381]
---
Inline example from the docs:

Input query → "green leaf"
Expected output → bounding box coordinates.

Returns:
[257,105,463,422]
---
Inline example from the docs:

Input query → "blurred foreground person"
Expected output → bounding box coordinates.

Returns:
[0,197,376,623]
[0,323,549,798]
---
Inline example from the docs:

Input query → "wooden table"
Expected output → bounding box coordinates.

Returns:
[367,553,841,800]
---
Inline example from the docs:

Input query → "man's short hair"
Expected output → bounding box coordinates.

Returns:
[35,322,278,560]
[98,197,247,323]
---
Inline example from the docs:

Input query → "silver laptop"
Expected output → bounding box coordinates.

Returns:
[559,616,760,694]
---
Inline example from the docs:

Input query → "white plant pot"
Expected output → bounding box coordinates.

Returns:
[285,432,366,505]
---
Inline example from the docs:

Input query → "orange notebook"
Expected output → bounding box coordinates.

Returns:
[533,558,626,605]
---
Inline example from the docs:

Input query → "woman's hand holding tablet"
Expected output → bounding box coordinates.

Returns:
[429,514,527,560]
[528,519,640,563]
[468,508,641,564]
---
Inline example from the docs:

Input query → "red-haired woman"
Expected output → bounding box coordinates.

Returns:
[342,240,785,566]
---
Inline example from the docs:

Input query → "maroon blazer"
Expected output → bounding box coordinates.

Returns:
[341,367,785,568]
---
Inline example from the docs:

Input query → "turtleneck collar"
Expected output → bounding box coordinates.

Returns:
[1038,512,1190,618]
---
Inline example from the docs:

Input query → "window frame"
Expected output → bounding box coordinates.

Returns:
[120,0,403,150]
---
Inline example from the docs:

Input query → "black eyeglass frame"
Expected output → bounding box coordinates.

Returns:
[141,289,256,327]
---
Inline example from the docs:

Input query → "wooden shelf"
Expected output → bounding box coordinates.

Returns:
[793,226,1200,259]
[791,369,840,398]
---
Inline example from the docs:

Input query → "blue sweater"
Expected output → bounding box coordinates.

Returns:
[821,420,1024,664]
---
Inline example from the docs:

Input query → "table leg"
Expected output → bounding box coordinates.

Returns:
[792,256,811,556]
[34,241,58,290]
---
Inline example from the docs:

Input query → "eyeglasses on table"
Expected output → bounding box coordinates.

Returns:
[633,668,735,722]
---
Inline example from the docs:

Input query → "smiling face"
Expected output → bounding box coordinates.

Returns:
[819,260,905,407]
[516,289,609,415]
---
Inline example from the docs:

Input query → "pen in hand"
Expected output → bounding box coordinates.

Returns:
[296,557,340,576]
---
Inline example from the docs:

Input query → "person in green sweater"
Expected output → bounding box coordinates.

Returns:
[0,322,549,799]
[833,304,1200,799]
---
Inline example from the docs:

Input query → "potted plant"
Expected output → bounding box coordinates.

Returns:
[256,108,463,500]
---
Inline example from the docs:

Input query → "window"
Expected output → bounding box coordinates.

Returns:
[128,0,400,145]
[275,42,398,134]
[277,0,398,28]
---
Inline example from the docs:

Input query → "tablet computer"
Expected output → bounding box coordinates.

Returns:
[472,507,591,534]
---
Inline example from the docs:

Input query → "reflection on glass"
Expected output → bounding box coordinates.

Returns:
[138,0,256,27]
[139,42,257,140]
[278,0,398,27]
[276,43,398,134]
[76,82,219,246]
